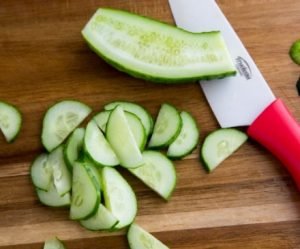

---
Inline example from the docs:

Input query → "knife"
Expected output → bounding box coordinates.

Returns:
[169,0,300,189]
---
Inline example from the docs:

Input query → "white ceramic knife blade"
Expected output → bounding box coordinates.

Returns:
[168,0,275,128]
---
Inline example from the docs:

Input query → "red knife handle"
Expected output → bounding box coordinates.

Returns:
[248,98,300,190]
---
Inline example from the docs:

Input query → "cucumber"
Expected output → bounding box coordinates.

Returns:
[84,120,119,167]
[289,39,300,65]
[93,110,111,132]
[84,159,102,193]
[94,110,146,150]
[30,153,52,191]
[127,223,169,249]
[48,146,72,196]
[102,167,137,229]
[42,100,92,152]
[70,162,99,220]
[36,182,71,207]
[148,103,182,148]
[167,111,199,159]
[82,8,236,83]
[128,151,176,200]
[80,203,119,231]
[106,106,143,168]
[104,101,153,137]
[201,128,248,172]
[64,127,85,171]
[0,101,22,142]
[44,237,66,249]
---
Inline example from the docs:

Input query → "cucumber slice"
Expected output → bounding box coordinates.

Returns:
[102,167,137,229]
[167,111,199,159]
[84,120,119,167]
[64,127,85,171]
[70,162,99,220]
[93,110,111,132]
[30,153,52,191]
[104,101,153,137]
[148,103,182,148]
[84,159,102,193]
[80,204,119,231]
[42,100,92,152]
[82,8,236,83]
[201,128,248,172]
[48,146,72,196]
[36,182,71,207]
[289,39,300,65]
[128,151,176,200]
[0,101,22,142]
[44,237,66,249]
[127,223,169,249]
[106,106,143,168]
[94,110,147,150]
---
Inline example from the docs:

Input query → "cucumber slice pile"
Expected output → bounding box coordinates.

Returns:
[0,101,22,143]
[201,128,248,172]
[30,99,204,234]
[128,223,169,249]
[82,8,236,83]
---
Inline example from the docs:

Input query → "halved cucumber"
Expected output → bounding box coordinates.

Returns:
[82,8,236,83]
[80,204,119,231]
[0,101,22,142]
[70,162,99,220]
[36,182,71,207]
[48,146,72,196]
[42,100,91,152]
[201,128,248,172]
[104,101,153,137]
[127,223,169,249]
[64,127,85,171]
[30,153,52,191]
[44,237,66,249]
[167,111,199,159]
[106,106,143,168]
[102,167,137,229]
[84,120,119,167]
[94,110,146,150]
[129,151,176,200]
[148,103,182,148]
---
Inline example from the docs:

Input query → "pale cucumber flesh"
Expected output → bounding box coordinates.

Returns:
[44,237,66,249]
[31,153,52,191]
[82,8,236,83]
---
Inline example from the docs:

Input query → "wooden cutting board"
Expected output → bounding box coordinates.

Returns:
[1,0,300,248]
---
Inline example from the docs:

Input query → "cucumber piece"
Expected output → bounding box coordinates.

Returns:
[64,127,85,171]
[30,153,52,191]
[82,8,236,83]
[148,103,182,149]
[0,101,22,142]
[70,162,99,220]
[48,146,72,196]
[36,182,71,207]
[44,237,66,249]
[167,111,199,159]
[80,204,119,231]
[42,100,92,152]
[104,101,153,137]
[201,128,248,172]
[289,39,300,65]
[102,167,137,229]
[84,159,102,193]
[94,110,147,150]
[84,120,119,167]
[127,223,169,249]
[93,110,111,132]
[106,106,143,168]
[129,151,176,200]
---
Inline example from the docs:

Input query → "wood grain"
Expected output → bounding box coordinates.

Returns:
[1,0,300,248]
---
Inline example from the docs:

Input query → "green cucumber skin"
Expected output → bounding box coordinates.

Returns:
[83,36,236,84]
[289,39,300,65]
[0,100,22,143]
[82,8,236,84]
